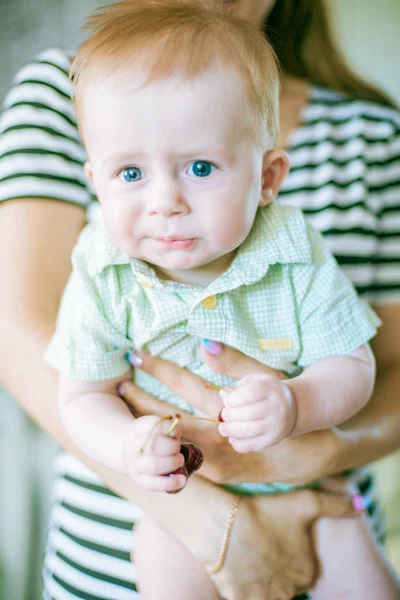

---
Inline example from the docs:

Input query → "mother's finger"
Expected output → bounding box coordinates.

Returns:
[292,489,360,522]
[119,380,221,441]
[200,341,286,380]
[120,380,176,418]
[125,352,224,418]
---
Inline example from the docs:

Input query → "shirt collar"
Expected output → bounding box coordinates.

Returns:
[231,202,312,282]
[86,203,312,287]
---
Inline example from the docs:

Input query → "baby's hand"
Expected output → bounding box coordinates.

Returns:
[122,416,187,493]
[218,373,297,453]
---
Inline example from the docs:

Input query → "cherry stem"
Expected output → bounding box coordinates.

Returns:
[205,382,232,393]
[183,415,221,425]
[139,412,221,453]
[166,415,181,436]
[139,415,173,453]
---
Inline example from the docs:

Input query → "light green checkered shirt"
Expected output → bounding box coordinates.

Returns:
[46,203,380,494]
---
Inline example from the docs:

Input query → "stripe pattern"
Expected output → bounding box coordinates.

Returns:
[0,50,397,599]
[279,87,400,305]
[0,48,92,207]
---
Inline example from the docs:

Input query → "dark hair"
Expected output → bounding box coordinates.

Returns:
[265,0,396,107]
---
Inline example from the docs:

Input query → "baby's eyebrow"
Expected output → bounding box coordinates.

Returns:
[103,151,146,166]
[177,149,237,161]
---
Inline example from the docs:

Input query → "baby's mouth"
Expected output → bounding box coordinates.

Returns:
[155,237,195,250]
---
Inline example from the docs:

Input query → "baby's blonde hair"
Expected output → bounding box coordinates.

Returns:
[71,0,280,150]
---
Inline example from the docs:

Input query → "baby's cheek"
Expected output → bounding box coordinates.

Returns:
[217,217,250,249]
[104,206,141,253]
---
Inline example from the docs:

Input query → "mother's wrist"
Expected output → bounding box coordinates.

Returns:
[163,477,235,564]
[267,428,341,487]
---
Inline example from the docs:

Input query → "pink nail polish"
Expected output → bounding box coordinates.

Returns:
[125,352,143,368]
[118,384,125,397]
[352,494,372,511]
[202,339,222,356]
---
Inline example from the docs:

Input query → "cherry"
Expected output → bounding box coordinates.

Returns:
[167,443,204,494]
[180,443,204,474]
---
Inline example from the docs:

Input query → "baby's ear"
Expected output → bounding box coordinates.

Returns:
[259,150,290,207]
[84,161,93,182]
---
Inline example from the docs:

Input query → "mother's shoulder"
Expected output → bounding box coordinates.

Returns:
[310,85,399,125]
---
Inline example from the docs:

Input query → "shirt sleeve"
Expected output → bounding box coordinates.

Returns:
[294,225,381,367]
[0,48,92,208]
[45,234,133,381]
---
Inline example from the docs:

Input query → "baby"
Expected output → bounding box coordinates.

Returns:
[46,1,386,598]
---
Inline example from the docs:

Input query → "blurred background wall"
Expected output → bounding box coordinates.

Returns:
[0,0,399,599]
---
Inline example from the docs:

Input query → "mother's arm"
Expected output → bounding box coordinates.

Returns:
[0,199,358,600]
[338,304,400,466]
[121,311,400,487]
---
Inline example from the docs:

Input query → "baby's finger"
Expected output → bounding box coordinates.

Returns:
[218,419,267,440]
[136,473,187,493]
[154,417,183,439]
[150,434,182,456]
[220,400,269,422]
[136,417,183,453]
[137,415,183,437]
[136,452,185,476]
[228,433,274,453]
[219,384,264,408]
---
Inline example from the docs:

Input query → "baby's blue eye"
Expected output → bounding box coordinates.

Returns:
[120,167,143,182]
[187,161,215,178]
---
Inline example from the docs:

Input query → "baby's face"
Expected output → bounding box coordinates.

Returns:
[83,65,267,282]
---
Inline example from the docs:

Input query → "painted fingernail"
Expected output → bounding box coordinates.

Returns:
[202,339,222,356]
[166,472,187,495]
[118,384,125,397]
[218,409,225,422]
[352,494,372,512]
[125,351,143,368]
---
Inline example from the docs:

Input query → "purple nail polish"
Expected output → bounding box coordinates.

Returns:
[125,352,143,368]
[202,339,222,356]
[352,494,372,511]
[118,384,125,397]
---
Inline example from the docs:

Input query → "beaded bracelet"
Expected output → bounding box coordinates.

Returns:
[206,494,242,575]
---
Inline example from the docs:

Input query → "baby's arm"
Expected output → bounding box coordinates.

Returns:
[288,344,375,436]
[58,373,186,492]
[218,344,375,452]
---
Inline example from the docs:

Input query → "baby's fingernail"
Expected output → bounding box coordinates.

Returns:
[202,339,222,356]
[118,384,125,397]
[218,424,228,436]
[352,494,372,512]
[125,351,143,368]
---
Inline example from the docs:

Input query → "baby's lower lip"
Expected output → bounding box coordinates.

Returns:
[156,238,195,249]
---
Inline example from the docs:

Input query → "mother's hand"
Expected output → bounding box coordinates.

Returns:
[199,485,358,600]
[119,343,338,486]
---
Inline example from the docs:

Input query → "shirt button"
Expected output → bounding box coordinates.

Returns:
[138,279,152,289]
[201,295,217,309]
